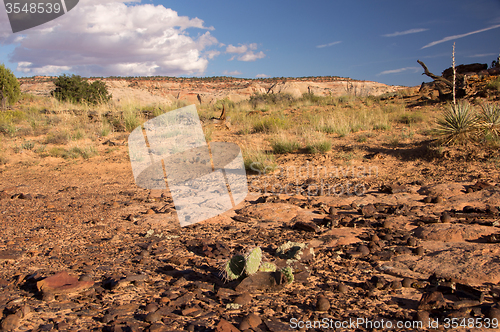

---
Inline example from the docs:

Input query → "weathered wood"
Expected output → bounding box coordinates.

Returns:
[417,60,454,88]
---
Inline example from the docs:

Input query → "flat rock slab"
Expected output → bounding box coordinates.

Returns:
[414,223,499,242]
[37,271,94,295]
[382,241,500,285]
[0,250,23,262]
[319,227,367,247]
[235,203,301,223]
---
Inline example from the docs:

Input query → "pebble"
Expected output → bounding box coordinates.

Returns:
[337,283,348,293]
[486,308,500,321]
[415,311,430,325]
[440,212,451,223]
[145,302,159,313]
[415,246,425,256]
[402,277,415,288]
[407,237,417,246]
[357,245,370,256]
[0,314,20,331]
[239,313,262,330]
[145,311,162,323]
[234,292,252,306]
[391,280,402,290]
[432,196,444,203]
[316,295,330,312]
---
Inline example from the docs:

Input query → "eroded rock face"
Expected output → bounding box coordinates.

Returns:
[19,77,403,106]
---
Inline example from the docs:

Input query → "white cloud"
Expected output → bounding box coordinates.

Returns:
[222,70,242,76]
[255,74,268,78]
[316,41,341,48]
[225,43,265,61]
[378,67,420,75]
[382,28,428,37]
[0,1,218,76]
[422,24,500,49]
[466,53,497,58]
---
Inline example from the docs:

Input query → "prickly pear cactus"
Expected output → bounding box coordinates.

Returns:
[280,266,294,284]
[258,261,277,272]
[221,255,245,281]
[244,247,262,276]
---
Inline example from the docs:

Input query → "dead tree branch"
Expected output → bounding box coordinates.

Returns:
[417,60,454,89]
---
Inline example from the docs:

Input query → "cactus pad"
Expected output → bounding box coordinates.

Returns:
[280,266,294,284]
[258,261,277,272]
[221,255,245,281]
[244,247,262,276]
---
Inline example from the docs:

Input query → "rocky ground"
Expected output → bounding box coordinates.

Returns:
[2,134,500,332]
[2,76,500,331]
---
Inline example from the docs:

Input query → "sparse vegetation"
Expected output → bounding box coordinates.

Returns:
[51,74,112,105]
[0,64,21,108]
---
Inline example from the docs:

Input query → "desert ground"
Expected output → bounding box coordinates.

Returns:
[1,74,500,332]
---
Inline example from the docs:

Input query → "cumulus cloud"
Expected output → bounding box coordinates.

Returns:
[316,41,341,48]
[222,70,242,76]
[377,67,420,75]
[255,74,268,78]
[225,43,266,61]
[422,24,500,49]
[382,28,428,37]
[0,1,219,76]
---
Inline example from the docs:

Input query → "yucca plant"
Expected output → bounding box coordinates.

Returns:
[478,103,500,141]
[436,101,480,145]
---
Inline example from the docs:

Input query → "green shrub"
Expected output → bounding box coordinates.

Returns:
[51,74,112,105]
[0,64,21,108]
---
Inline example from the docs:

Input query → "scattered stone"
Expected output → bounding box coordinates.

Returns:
[0,314,20,331]
[415,246,425,256]
[292,221,319,233]
[380,184,407,194]
[235,272,286,293]
[145,312,162,323]
[239,313,262,330]
[337,283,348,293]
[37,271,94,295]
[234,292,252,306]
[414,311,430,326]
[418,291,446,310]
[316,295,330,311]
[145,303,159,313]
[440,212,452,223]
[361,204,377,217]
[486,307,500,321]
[402,277,415,288]
[391,280,402,290]
[215,319,240,332]
[432,196,444,203]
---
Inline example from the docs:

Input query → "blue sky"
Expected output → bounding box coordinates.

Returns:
[0,0,499,86]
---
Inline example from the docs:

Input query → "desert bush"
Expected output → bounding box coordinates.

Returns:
[249,93,295,108]
[243,149,277,173]
[253,115,290,133]
[51,74,112,105]
[399,111,424,124]
[305,140,332,154]
[44,131,71,145]
[0,64,21,108]
[270,135,301,154]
